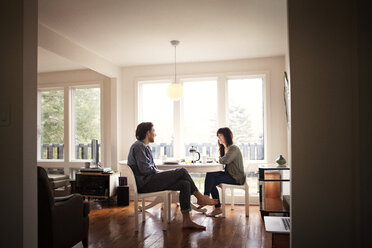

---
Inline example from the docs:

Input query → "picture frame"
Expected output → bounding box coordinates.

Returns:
[284,72,290,127]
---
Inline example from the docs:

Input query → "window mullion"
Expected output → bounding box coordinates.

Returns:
[37,91,41,160]
[100,82,104,165]
[173,95,182,158]
[218,76,227,127]
[64,86,70,171]
[137,83,143,122]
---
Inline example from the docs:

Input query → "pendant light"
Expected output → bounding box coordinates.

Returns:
[167,40,184,101]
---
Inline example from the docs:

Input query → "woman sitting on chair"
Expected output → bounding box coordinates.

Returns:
[202,127,245,217]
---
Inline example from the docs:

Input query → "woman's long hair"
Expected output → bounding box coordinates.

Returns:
[217,127,233,157]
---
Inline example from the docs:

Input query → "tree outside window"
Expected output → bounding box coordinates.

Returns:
[73,87,101,160]
[39,89,64,159]
[38,86,102,161]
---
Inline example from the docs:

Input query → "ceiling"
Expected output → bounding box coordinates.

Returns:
[38,0,287,72]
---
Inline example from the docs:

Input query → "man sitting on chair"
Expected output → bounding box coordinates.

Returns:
[128,122,217,230]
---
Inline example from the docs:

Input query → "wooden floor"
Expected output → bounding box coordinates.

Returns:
[87,200,272,248]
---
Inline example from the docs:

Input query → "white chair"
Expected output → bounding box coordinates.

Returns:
[122,164,171,231]
[218,176,249,217]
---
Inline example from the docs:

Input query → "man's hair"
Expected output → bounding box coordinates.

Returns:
[136,122,153,140]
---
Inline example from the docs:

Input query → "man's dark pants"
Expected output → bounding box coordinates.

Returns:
[139,168,198,213]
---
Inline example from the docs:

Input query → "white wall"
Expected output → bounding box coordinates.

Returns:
[118,56,288,165]
[37,69,118,170]
[0,1,37,247]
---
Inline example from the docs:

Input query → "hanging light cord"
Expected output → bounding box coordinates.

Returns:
[174,44,177,83]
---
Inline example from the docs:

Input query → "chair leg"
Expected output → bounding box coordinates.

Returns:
[167,192,171,223]
[231,188,235,210]
[162,193,168,230]
[134,197,139,231]
[221,186,226,217]
[142,199,146,222]
[245,186,249,217]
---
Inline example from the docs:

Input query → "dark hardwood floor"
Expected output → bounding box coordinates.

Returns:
[87,200,272,248]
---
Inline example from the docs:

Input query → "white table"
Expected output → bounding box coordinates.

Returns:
[119,161,224,213]
[157,162,224,173]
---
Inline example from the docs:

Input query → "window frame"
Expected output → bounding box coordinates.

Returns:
[136,72,269,163]
[37,81,104,169]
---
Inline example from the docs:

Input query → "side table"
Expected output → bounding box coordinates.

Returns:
[259,164,290,217]
[76,172,120,203]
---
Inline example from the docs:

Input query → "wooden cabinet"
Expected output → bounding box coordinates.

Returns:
[258,165,290,217]
[264,172,281,198]
[76,172,119,200]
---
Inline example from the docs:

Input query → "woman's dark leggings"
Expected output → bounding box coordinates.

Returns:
[203,171,238,208]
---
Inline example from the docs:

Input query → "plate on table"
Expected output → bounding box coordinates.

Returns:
[163,160,179,165]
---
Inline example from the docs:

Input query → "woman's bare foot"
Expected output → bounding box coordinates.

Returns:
[196,194,218,206]
[206,208,222,217]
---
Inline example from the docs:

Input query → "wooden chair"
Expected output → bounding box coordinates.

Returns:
[218,176,249,217]
[122,164,171,231]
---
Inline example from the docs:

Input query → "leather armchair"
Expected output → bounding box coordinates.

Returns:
[38,167,89,248]
[48,174,71,197]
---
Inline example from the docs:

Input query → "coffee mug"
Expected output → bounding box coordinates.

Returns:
[84,162,90,168]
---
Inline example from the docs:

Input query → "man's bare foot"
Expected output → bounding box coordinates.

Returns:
[206,208,222,217]
[196,195,218,206]
[183,219,206,230]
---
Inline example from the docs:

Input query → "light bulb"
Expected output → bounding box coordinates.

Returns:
[167,83,184,101]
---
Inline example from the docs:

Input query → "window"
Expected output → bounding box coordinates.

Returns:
[139,82,174,158]
[72,87,101,160]
[182,80,218,193]
[38,84,103,163]
[227,78,264,161]
[183,80,218,157]
[39,89,64,160]
[138,75,267,197]
[228,77,265,195]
